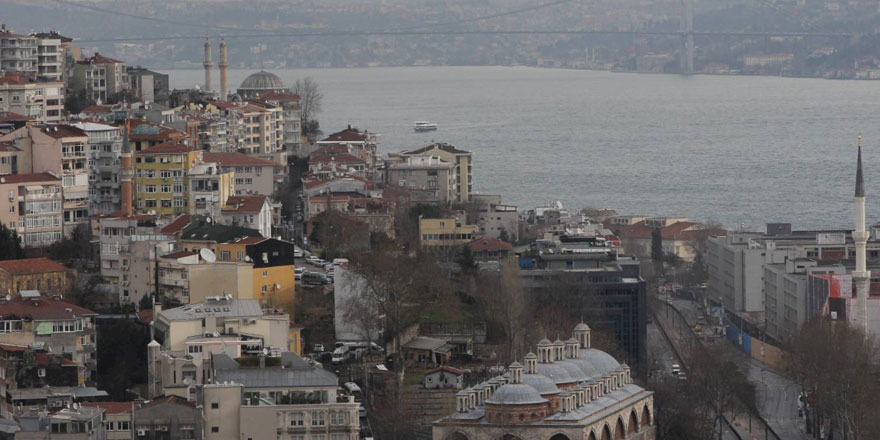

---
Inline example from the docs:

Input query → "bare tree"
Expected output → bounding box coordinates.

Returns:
[292,77,323,140]
[687,344,756,440]
[474,265,527,363]
[788,319,880,439]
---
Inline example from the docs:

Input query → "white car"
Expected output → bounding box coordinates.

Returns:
[294,267,305,280]
[671,364,681,376]
[294,248,303,258]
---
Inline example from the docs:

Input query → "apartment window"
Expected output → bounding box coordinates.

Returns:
[220,251,230,261]
[237,251,244,261]
[289,412,304,426]
[145,185,156,193]
[119,422,130,430]
[211,402,219,409]
[310,411,325,426]
[211,427,219,433]
[173,182,185,193]
[330,435,345,440]
[160,185,171,193]
[311,436,324,440]
[263,270,268,277]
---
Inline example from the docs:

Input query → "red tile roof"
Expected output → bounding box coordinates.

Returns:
[160,215,192,234]
[36,124,87,139]
[85,53,124,65]
[0,258,68,275]
[310,153,365,165]
[610,220,727,240]
[136,142,198,155]
[82,402,137,415]
[81,105,113,113]
[309,194,351,202]
[203,152,277,167]
[136,309,153,324]
[0,294,96,320]
[467,237,513,252]
[405,142,471,156]
[0,111,31,121]
[222,195,268,214]
[0,74,31,86]
[310,145,350,158]
[0,173,59,184]
[162,250,198,259]
[320,127,369,143]
[34,352,76,366]
[140,395,196,409]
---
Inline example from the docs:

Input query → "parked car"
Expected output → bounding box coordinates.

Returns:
[294,267,305,280]
[313,343,325,353]
[294,247,303,258]
[671,364,681,376]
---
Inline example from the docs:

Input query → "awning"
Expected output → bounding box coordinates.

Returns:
[35,322,53,335]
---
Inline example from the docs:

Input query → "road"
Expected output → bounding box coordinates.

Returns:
[667,297,808,440]
[647,319,741,440]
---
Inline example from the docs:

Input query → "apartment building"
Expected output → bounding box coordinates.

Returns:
[149,297,290,396]
[402,142,473,203]
[240,102,285,165]
[386,156,456,204]
[188,161,234,218]
[215,237,297,310]
[17,406,106,440]
[763,259,846,344]
[73,53,129,103]
[73,122,124,215]
[133,396,202,440]
[0,172,63,247]
[203,152,278,196]
[98,214,173,303]
[31,32,67,82]
[135,142,202,216]
[127,67,169,105]
[153,249,254,305]
[0,73,64,122]
[82,402,136,440]
[217,195,273,238]
[0,26,37,77]
[419,217,480,247]
[0,257,74,298]
[317,126,378,170]
[0,291,98,385]
[128,120,190,153]
[257,93,301,161]
[201,352,360,440]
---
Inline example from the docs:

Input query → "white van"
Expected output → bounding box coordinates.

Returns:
[331,345,350,364]
[332,258,349,266]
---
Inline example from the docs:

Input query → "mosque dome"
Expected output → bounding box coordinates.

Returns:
[238,71,286,92]
[522,374,560,395]
[537,338,553,347]
[574,322,591,331]
[485,384,547,405]
[555,360,589,382]
[575,348,622,377]
[536,362,574,385]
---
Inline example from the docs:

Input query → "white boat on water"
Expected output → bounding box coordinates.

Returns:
[414,121,438,132]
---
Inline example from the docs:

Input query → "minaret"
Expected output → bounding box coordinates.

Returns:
[119,119,134,217]
[854,136,870,337]
[219,40,229,100]
[203,39,213,92]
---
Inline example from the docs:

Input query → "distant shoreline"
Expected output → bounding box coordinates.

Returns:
[158,64,876,81]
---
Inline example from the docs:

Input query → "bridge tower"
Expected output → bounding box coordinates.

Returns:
[680,0,694,74]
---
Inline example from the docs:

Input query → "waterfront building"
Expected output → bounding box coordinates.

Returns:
[763,259,846,343]
[317,126,379,170]
[134,142,202,216]
[432,324,655,440]
[386,156,456,205]
[402,142,473,203]
[610,219,725,262]
[472,195,519,242]
[0,73,64,122]
[257,92,302,161]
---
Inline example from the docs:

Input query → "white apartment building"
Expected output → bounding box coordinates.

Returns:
[73,122,124,215]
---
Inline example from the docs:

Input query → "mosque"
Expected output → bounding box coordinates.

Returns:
[432,323,656,440]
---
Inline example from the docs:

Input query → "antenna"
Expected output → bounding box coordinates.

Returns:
[200,248,216,263]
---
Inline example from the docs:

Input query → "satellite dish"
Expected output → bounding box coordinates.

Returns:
[200,248,216,263]
[262,347,269,356]
[206,216,213,224]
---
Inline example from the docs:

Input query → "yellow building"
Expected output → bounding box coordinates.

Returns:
[419,217,481,247]
[289,323,303,355]
[134,142,202,215]
[215,236,297,313]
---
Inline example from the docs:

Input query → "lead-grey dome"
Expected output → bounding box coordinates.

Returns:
[485,384,547,405]
[522,374,559,395]
[555,360,589,382]
[239,71,286,91]
[536,362,574,385]
[574,348,621,378]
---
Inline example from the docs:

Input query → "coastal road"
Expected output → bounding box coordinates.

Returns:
[668,298,808,440]
[647,319,741,440]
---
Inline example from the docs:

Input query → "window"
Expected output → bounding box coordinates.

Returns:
[237,251,244,261]
[330,435,345,440]
[173,182,185,193]
[0,320,23,332]
[160,185,171,193]
[211,402,219,409]
[211,427,219,433]
[289,412,304,426]
[311,411,325,426]
[119,422,130,430]
[220,251,230,261]
[329,411,346,425]
[311,436,324,440]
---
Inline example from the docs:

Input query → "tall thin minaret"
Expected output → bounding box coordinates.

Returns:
[219,39,229,100]
[203,39,213,92]
[854,136,870,336]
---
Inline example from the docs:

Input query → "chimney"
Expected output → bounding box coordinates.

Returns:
[203,40,213,92]
[219,40,228,100]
